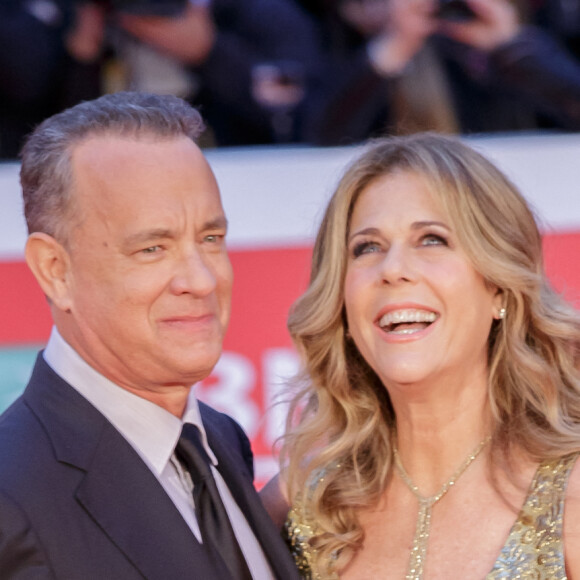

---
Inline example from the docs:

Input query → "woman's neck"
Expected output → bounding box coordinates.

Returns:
[390,376,492,495]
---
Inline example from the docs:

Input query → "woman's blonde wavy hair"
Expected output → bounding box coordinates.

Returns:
[280,133,580,574]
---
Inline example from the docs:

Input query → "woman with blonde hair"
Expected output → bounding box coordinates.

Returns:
[261,132,580,579]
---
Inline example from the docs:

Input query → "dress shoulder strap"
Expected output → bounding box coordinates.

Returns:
[487,452,579,579]
[283,467,340,580]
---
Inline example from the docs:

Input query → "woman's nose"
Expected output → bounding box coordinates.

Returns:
[379,244,414,285]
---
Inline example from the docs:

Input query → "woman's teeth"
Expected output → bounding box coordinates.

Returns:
[379,309,437,333]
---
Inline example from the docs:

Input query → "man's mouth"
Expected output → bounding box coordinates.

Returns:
[378,309,437,335]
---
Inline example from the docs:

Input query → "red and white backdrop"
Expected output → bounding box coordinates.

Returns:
[2,134,580,485]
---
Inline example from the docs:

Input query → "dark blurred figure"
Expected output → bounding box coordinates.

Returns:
[116,0,319,145]
[295,0,580,145]
[533,0,580,56]
[0,0,105,158]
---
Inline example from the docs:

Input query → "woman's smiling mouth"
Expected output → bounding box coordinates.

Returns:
[378,309,438,335]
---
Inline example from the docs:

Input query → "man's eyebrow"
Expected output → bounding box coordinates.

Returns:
[123,217,228,247]
[123,228,173,247]
[203,216,229,231]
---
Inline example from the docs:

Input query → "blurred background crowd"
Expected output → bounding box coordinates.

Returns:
[1,0,580,158]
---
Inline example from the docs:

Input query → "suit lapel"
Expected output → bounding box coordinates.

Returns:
[24,356,219,580]
[76,423,211,579]
[205,423,300,580]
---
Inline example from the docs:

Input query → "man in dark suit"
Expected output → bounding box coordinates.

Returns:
[0,91,299,579]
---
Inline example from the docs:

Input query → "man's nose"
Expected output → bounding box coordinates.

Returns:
[170,249,217,297]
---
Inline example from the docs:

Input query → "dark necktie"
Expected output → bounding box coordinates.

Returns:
[175,423,253,580]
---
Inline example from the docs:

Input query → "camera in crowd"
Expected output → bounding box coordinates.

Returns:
[437,0,476,20]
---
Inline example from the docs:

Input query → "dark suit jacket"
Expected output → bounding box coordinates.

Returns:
[0,354,299,579]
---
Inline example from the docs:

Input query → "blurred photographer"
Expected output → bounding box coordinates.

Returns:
[438,0,580,131]
[534,0,580,55]
[113,0,319,145]
[297,0,580,145]
[0,0,106,158]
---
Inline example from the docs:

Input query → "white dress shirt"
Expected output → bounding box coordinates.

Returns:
[43,327,274,580]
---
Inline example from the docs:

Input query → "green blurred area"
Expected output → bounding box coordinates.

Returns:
[0,347,41,412]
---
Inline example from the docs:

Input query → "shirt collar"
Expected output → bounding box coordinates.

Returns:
[43,327,218,473]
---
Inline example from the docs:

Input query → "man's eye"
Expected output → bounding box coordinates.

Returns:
[204,234,224,243]
[141,245,162,254]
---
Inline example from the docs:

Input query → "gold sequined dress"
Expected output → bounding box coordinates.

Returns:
[284,453,579,579]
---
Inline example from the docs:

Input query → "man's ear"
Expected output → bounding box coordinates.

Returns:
[25,233,73,313]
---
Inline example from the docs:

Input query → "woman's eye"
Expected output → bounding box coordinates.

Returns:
[352,240,380,257]
[421,234,447,246]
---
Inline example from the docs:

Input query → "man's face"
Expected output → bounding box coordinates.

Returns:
[57,134,233,399]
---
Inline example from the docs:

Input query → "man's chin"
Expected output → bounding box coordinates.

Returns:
[165,352,221,385]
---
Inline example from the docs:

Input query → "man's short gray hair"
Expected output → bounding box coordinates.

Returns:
[20,91,205,244]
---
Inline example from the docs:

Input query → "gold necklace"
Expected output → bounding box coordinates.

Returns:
[393,436,491,580]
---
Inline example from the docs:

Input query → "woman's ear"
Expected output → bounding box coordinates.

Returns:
[25,233,73,313]
[492,287,505,320]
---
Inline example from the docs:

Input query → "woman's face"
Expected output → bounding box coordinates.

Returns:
[343,170,502,394]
